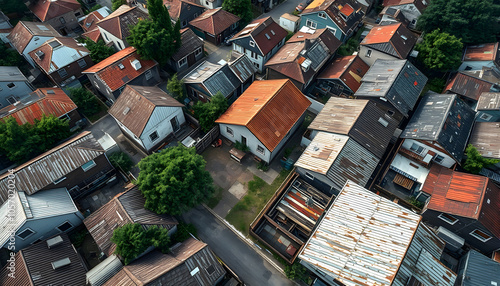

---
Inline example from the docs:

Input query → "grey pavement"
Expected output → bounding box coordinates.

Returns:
[183,206,294,286]
[205,42,234,65]
[258,0,304,22]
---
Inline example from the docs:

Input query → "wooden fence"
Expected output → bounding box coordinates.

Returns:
[195,126,220,154]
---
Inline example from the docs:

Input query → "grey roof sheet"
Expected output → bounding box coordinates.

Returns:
[171,28,204,62]
[228,52,256,83]
[183,61,238,97]
[457,250,500,286]
[0,66,29,82]
[476,92,500,110]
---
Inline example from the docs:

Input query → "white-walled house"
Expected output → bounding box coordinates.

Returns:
[0,188,84,251]
[108,85,186,153]
[382,0,429,29]
[216,79,310,163]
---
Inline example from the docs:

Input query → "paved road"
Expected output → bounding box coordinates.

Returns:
[258,0,304,22]
[182,206,294,286]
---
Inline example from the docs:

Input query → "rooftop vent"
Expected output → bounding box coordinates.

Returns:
[47,89,55,94]
[48,40,61,48]
[401,35,407,41]
[131,59,142,71]
[35,50,44,60]
[46,236,64,249]
[51,258,71,270]
[301,59,312,71]
[265,33,270,40]
[123,107,130,115]
[271,30,275,35]
[118,63,125,70]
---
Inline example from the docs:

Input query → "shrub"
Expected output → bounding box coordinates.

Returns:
[109,151,134,173]
[173,222,197,243]
[234,140,249,152]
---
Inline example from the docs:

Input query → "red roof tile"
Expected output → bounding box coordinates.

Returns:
[29,0,81,22]
[463,42,499,62]
[444,72,493,101]
[96,5,148,40]
[189,8,240,35]
[164,0,204,21]
[80,10,107,32]
[317,55,369,92]
[339,4,354,16]
[231,17,288,56]
[82,47,158,92]
[0,88,77,125]
[216,79,311,151]
[82,28,102,43]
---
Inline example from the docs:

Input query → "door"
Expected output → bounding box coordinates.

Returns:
[171,116,180,132]
[241,135,247,146]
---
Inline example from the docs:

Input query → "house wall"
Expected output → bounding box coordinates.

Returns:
[20,36,57,67]
[43,9,84,35]
[476,110,500,122]
[299,14,344,41]
[114,118,147,150]
[87,72,114,101]
[296,167,338,196]
[140,106,186,152]
[422,209,500,255]
[359,45,399,66]
[44,54,93,86]
[233,43,265,73]
[200,0,222,9]
[0,80,34,107]
[186,83,211,102]
[389,4,421,29]
[279,17,298,32]
[459,61,498,72]
[219,123,272,162]
[12,212,84,251]
[402,139,456,168]
[98,26,127,51]
[178,5,205,28]
[316,78,353,97]
[170,46,205,73]
[61,109,82,129]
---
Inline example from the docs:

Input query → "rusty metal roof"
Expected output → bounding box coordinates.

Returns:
[469,122,500,159]
[96,5,148,40]
[216,79,310,151]
[0,131,104,204]
[476,92,500,110]
[29,0,81,22]
[360,23,418,59]
[444,72,493,101]
[317,55,369,93]
[463,42,499,62]
[189,8,240,35]
[0,252,31,286]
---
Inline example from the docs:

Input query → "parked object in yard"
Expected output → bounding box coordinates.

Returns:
[212,138,222,148]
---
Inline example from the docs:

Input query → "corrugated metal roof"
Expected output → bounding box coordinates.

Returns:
[317,55,369,93]
[462,43,499,62]
[299,180,422,286]
[476,92,500,110]
[216,79,310,151]
[0,190,27,247]
[0,66,29,82]
[456,250,500,286]
[0,252,32,286]
[86,255,123,286]
[444,72,493,101]
[183,60,239,97]
[361,23,417,59]
[228,52,256,83]
[469,122,500,159]
[0,131,104,204]
[28,37,90,73]
[171,28,204,62]
[355,59,428,117]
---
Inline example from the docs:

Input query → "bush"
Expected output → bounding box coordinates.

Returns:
[464,144,499,174]
[68,87,101,116]
[109,151,134,173]
[408,196,424,209]
[285,262,309,282]
[257,161,269,171]
[173,222,197,243]
[234,140,249,152]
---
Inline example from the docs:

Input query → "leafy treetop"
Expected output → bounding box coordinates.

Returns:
[193,92,229,133]
[166,73,185,101]
[82,39,115,63]
[463,144,500,174]
[112,0,127,11]
[416,29,463,72]
[222,0,253,25]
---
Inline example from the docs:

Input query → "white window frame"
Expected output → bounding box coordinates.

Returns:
[226,126,234,137]
[326,26,337,36]
[438,213,458,225]
[81,160,96,172]
[469,229,492,242]
[305,172,315,180]
[7,82,15,89]
[433,155,445,164]
[410,143,424,155]
[17,228,36,240]
[150,131,159,142]
[318,12,327,19]
[53,176,67,185]
[182,20,188,28]
[6,96,17,104]
[306,19,317,29]
[56,221,73,232]
[366,49,372,58]
[479,113,493,121]
[145,69,153,80]
[77,58,87,68]
[257,145,265,155]
[249,40,255,47]
[178,57,187,68]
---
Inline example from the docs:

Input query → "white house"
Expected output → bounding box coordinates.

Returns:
[216,79,311,163]
[0,188,84,251]
[108,85,186,153]
[382,0,429,29]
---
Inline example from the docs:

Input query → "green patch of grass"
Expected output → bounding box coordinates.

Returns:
[206,186,224,209]
[225,169,291,235]
[86,98,108,123]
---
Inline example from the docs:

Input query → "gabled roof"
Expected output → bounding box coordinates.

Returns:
[401,93,475,162]
[0,131,104,203]
[469,122,500,160]
[28,37,90,74]
[171,28,203,62]
[216,79,310,151]
[164,0,205,21]
[462,66,500,86]
[82,47,158,92]
[183,60,239,98]
[96,5,149,40]
[360,22,417,59]
[457,250,500,286]
[189,8,240,35]
[228,52,257,83]
[382,0,428,12]
[317,55,369,92]
[108,85,183,137]
[84,185,178,256]
[0,88,77,125]
[476,92,500,111]
[422,165,500,238]
[302,0,364,35]
[462,42,500,62]
[230,17,288,56]
[444,72,493,101]
[82,28,103,43]
[0,66,29,82]
[7,21,61,53]
[354,59,427,117]
[308,97,398,158]
[29,0,81,22]
[80,7,111,32]
[266,28,341,84]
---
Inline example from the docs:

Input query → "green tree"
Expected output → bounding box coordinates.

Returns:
[464,144,500,174]
[285,262,309,282]
[68,87,100,116]
[89,4,103,12]
[0,40,24,66]
[166,73,185,101]
[82,39,115,63]
[222,0,253,25]
[109,151,134,173]
[148,225,171,253]
[193,92,229,132]
[147,0,173,32]
[136,146,214,215]
[30,115,71,152]
[416,29,463,72]
[111,223,151,265]
[172,222,197,243]
[417,0,500,43]
[112,0,127,11]
[0,0,28,14]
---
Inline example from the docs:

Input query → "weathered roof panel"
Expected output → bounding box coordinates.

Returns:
[476,92,500,111]
[469,122,500,160]
[457,250,500,286]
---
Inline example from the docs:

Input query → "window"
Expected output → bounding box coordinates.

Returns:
[305,172,315,180]
[253,62,259,69]
[480,113,493,121]
[7,96,17,104]
[182,20,187,27]
[103,32,109,41]
[149,131,159,142]
[257,145,265,155]
[326,26,337,35]
[433,155,445,164]
[58,68,68,78]
[306,19,317,29]
[195,47,202,56]
[387,109,395,117]
[59,17,66,24]
[117,41,123,50]
[75,12,81,17]
[206,265,215,275]
[249,40,255,47]
[205,0,209,4]
[77,58,87,68]
[226,126,234,136]
[81,160,96,172]
[53,177,66,185]
[7,82,15,89]
[31,238,43,245]
[366,49,372,57]
[145,70,153,80]
[470,229,492,242]
[318,12,327,19]
[438,213,458,225]
[231,23,238,30]
[410,143,424,154]
[18,228,35,240]
[178,57,187,68]
[57,221,73,232]
[251,51,258,59]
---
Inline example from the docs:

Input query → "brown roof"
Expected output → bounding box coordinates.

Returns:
[82,28,103,42]
[28,37,90,74]
[80,9,107,32]
[82,47,158,92]
[0,88,77,125]
[164,0,204,21]
[463,42,500,62]
[231,17,288,56]
[476,92,500,111]
[422,165,500,238]
[7,21,61,53]
[0,252,32,286]
[317,55,369,92]
[302,0,364,35]
[469,122,500,160]
[360,22,417,59]
[84,186,178,257]
[266,28,341,84]
[96,5,149,40]
[216,79,310,151]
[108,85,183,137]
[382,0,428,12]
[171,28,204,62]
[29,0,81,22]
[444,72,493,101]
[189,8,240,35]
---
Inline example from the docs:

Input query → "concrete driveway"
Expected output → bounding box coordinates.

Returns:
[258,0,304,22]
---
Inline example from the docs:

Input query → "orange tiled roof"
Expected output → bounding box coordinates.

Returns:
[82,28,102,43]
[29,0,81,22]
[80,10,107,32]
[216,79,311,151]
[339,4,354,16]
[83,47,157,92]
